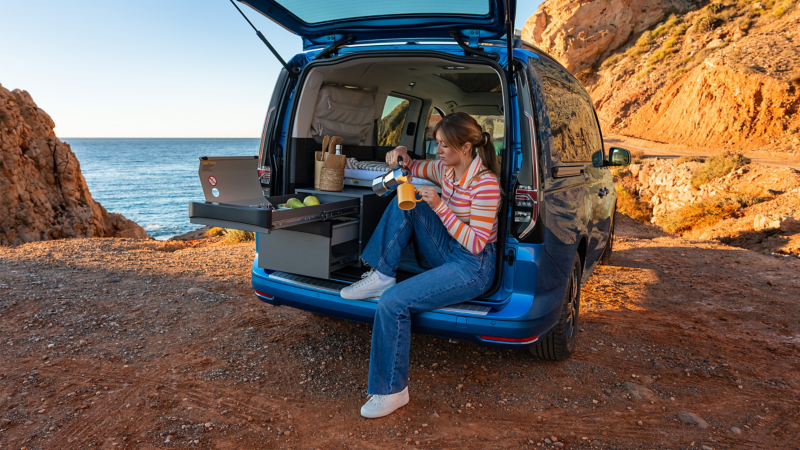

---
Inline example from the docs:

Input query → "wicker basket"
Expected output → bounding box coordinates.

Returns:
[319,167,344,191]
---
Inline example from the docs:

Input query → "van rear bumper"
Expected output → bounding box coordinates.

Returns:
[251,268,553,349]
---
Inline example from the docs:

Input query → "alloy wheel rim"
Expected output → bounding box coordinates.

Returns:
[565,265,578,345]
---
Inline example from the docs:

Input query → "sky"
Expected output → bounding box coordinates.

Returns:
[0,1,542,138]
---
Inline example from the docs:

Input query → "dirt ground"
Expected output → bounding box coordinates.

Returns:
[1,214,799,449]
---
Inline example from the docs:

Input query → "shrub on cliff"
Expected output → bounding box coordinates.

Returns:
[204,227,225,238]
[616,186,651,223]
[690,152,751,189]
[626,32,654,59]
[656,194,767,235]
[223,229,255,244]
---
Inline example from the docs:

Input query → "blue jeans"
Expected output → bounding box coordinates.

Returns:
[361,200,496,395]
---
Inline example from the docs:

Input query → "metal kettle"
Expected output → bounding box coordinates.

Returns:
[372,156,410,197]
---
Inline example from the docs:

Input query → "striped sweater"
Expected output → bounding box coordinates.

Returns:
[408,155,501,254]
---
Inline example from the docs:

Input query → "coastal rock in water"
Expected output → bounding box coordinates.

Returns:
[0,83,147,245]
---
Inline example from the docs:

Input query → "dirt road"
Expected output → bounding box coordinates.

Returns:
[604,135,800,171]
[1,216,799,449]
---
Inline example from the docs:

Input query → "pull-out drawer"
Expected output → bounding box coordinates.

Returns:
[189,193,360,234]
[257,218,360,279]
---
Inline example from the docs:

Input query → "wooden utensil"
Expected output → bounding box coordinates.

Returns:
[317,135,330,162]
[314,137,332,189]
[324,136,346,170]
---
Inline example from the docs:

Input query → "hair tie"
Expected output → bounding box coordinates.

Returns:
[481,132,490,147]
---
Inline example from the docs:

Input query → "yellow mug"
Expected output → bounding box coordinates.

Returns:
[397,183,423,210]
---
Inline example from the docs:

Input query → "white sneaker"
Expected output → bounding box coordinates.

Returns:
[340,269,395,300]
[361,387,409,418]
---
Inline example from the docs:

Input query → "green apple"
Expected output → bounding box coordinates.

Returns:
[286,198,305,208]
[303,196,320,206]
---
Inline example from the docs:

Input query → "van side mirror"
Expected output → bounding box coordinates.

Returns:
[607,147,631,166]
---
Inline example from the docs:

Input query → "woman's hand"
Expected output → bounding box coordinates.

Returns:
[416,187,441,209]
[385,146,409,167]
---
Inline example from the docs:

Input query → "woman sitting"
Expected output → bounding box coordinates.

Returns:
[340,112,502,418]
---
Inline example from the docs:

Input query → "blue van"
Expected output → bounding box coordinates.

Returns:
[189,0,631,361]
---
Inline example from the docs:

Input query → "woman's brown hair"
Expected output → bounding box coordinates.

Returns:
[431,112,500,179]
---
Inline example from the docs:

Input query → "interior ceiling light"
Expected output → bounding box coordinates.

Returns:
[409,82,416,86]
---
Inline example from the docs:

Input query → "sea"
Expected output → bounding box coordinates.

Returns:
[66,138,260,240]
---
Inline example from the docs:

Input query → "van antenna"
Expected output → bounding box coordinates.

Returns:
[228,0,299,74]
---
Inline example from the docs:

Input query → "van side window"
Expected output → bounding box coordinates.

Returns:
[423,108,443,160]
[473,115,504,160]
[541,77,602,163]
[378,96,410,147]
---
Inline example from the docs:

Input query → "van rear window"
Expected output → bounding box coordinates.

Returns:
[272,0,490,24]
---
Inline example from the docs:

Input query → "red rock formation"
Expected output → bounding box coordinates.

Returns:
[522,1,800,153]
[0,84,147,245]
[522,0,694,72]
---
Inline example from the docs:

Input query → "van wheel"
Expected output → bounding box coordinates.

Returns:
[599,208,615,266]
[530,255,581,361]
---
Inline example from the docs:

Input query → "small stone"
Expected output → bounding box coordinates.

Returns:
[678,411,709,429]
[637,421,643,426]
[730,426,742,435]
[187,288,207,295]
[553,443,564,448]
[622,382,654,400]
[544,438,552,444]
[1,418,11,425]
[284,430,290,436]
[701,446,713,450]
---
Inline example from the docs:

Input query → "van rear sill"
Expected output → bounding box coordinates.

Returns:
[267,271,491,315]
[269,271,345,295]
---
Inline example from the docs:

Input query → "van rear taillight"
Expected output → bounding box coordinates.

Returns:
[479,334,540,344]
[512,111,540,241]
[254,290,274,300]
[511,185,538,239]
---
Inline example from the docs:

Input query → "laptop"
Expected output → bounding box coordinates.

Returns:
[197,156,270,207]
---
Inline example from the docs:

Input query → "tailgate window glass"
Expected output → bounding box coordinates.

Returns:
[273,0,490,24]
[378,96,410,147]
[542,77,602,163]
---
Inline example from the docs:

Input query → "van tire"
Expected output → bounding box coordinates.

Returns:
[530,254,581,361]
[599,209,615,266]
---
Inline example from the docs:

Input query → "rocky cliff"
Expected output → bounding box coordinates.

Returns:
[522,0,800,154]
[0,84,147,246]
[522,0,698,72]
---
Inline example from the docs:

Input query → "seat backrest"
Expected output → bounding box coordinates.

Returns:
[310,84,376,146]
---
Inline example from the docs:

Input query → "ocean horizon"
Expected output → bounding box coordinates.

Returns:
[66,138,261,240]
